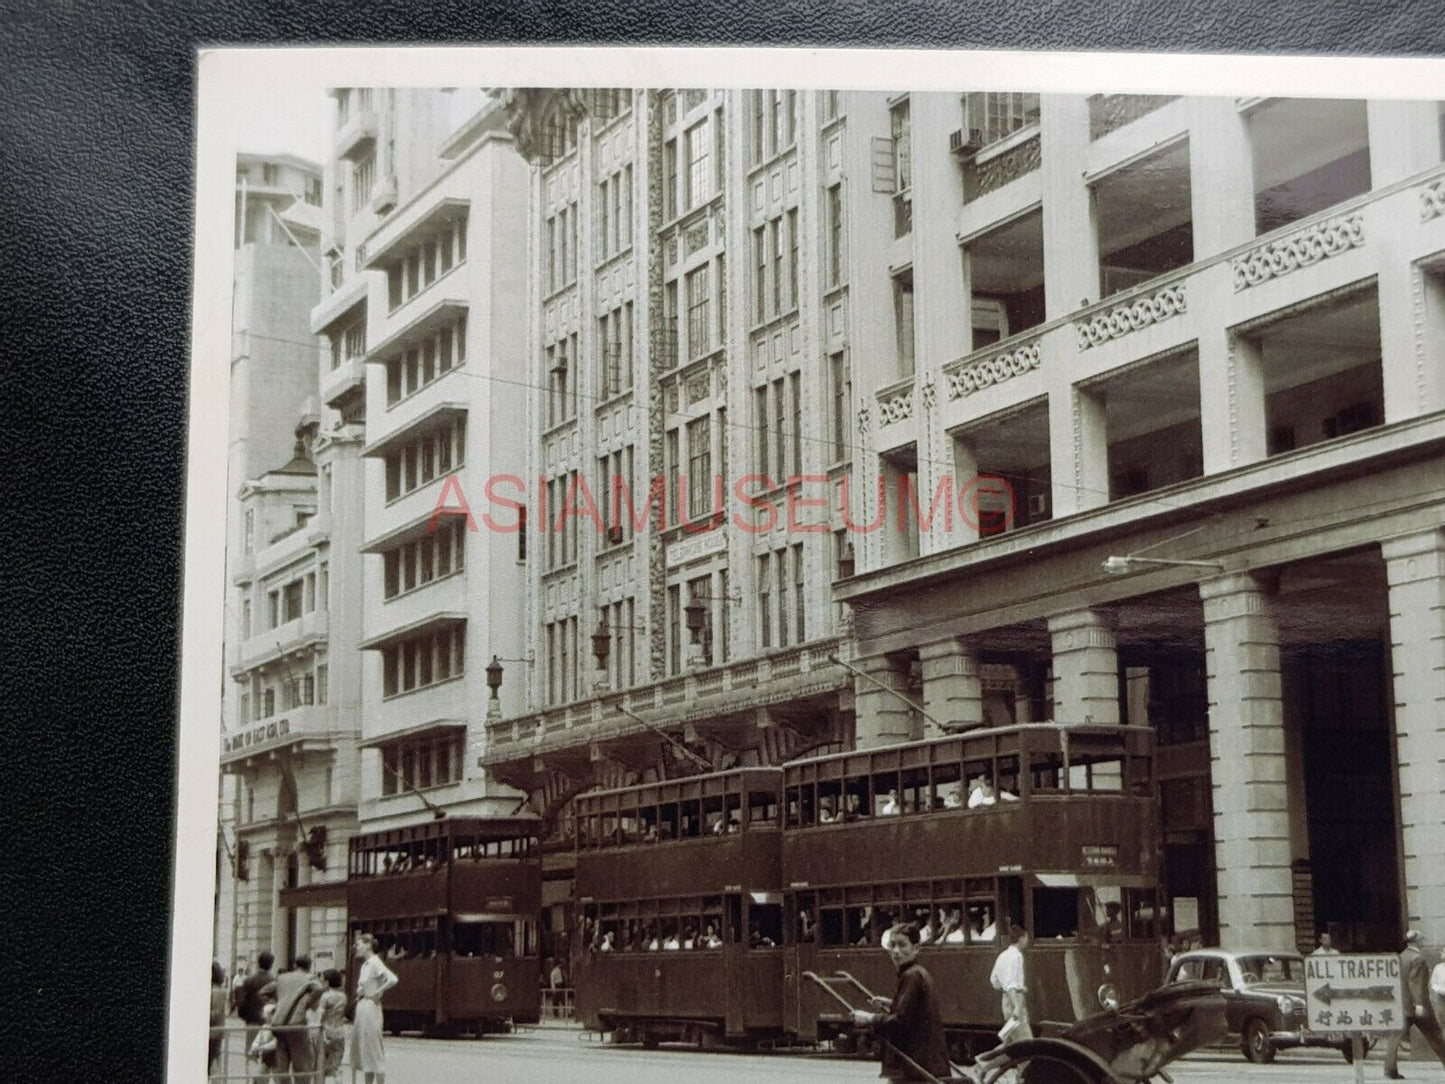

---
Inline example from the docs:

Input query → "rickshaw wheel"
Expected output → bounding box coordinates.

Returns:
[980,1049,1108,1084]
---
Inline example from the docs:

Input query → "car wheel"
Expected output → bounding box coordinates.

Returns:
[1242,1019,1275,1064]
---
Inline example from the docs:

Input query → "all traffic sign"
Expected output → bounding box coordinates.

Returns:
[1304,953,1404,1034]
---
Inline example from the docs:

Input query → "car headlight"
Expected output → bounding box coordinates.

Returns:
[1098,984,1120,1010]
[1277,995,1293,1015]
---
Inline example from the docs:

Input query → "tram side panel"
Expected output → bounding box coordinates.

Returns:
[449,859,543,1025]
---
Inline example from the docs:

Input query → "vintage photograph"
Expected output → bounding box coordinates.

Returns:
[178,48,1445,1083]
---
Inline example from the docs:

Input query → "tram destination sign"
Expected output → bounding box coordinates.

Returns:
[1304,953,1403,1034]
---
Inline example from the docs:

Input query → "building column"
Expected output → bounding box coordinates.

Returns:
[1047,609,1120,725]
[1366,100,1441,188]
[1188,97,1257,260]
[853,653,918,748]
[1381,529,1445,946]
[919,638,984,735]
[269,849,286,961]
[1199,325,1268,474]
[1040,94,1099,317]
[1200,573,1295,951]
[1048,384,1110,518]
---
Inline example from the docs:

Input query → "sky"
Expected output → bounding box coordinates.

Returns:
[227,85,328,165]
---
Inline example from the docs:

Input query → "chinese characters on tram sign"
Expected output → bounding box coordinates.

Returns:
[1304,953,1403,1033]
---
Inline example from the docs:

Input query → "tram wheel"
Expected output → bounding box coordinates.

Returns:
[641,1032,660,1049]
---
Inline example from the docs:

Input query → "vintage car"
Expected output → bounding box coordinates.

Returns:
[1164,948,1369,1063]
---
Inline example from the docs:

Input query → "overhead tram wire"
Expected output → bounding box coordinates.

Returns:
[240,328,1235,525]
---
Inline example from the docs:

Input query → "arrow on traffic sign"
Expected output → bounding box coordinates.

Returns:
[1315,984,1396,1005]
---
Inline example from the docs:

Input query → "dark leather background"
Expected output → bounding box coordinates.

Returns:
[0,1,1441,1078]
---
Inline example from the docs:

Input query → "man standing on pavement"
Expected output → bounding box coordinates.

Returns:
[261,954,324,1078]
[989,926,1033,1046]
[1384,930,1445,1079]
[236,951,276,1053]
[1312,932,1341,955]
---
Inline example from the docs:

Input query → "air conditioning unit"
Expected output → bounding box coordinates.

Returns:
[607,525,624,545]
[1027,493,1049,519]
[949,127,985,158]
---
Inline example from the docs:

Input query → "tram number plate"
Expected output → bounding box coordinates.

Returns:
[1083,845,1118,868]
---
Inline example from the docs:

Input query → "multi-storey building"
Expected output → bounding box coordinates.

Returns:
[220,152,361,975]
[488,89,1445,958]
[311,87,533,834]
[832,92,1445,955]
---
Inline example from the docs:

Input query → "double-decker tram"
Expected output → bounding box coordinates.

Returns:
[346,817,543,1036]
[572,768,788,1047]
[783,723,1164,1055]
[570,724,1164,1056]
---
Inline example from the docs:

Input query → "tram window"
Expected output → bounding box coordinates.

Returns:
[843,774,870,819]
[999,876,1025,937]
[747,789,778,826]
[656,801,678,840]
[964,760,994,807]
[723,791,743,833]
[748,901,783,948]
[795,891,817,943]
[454,920,514,957]
[932,762,963,810]
[620,807,640,843]
[784,783,807,826]
[1033,887,1080,939]
[817,779,842,823]
[996,756,1021,800]
[964,880,997,943]
[639,805,659,842]
[702,795,725,835]
[702,896,724,947]
[601,813,618,845]
[872,770,901,815]
[1080,884,1125,942]
[1125,887,1162,939]
[819,906,846,945]
[680,797,702,838]
[901,767,930,813]
[1030,750,1064,792]
[846,905,875,945]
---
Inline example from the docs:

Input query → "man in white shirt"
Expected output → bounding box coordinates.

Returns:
[989,927,1033,1045]
[968,779,997,808]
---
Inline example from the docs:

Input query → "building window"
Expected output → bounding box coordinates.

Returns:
[825,184,844,289]
[663,138,679,221]
[330,315,367,371]
[686,265,711,359]
[963,92,1040,148]
[352,154,376,213]
[687,415,713,520]
[758,553,772,649]
[383,416,467,503]
[381,624,465,699]
[751,90,797,164]
[893,269,915,380]
[243,509,255,555]
[385,214,468,312]
[793,543,806,643]
[773,377,787,483]
[668,584,682,675]
[890,100,911,193]
[546,335,578,427]
[239,692,250,725]
[316,663,328,705]
[830,351,850,464]
[282,580,304,623]
[382,519,465,600]
[790,371,802,478]
[776,544,790,648]
[379,731,465,796]
[823,90,840,122]
[598,303,634,399]
[685,119,712,210]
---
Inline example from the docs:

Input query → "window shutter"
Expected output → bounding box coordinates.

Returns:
[870,137,896,193]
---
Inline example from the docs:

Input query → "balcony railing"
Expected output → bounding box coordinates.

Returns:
[482,638,847,764]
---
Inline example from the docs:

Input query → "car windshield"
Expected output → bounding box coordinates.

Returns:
[1236,954,1303,984]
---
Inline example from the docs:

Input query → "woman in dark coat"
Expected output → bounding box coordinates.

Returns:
[852,923,952,1082]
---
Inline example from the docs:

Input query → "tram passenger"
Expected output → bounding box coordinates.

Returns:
[641,823,658,843]
[879,789,902,815]
[818,797,837,824]
[941,784,964,810]
[967,778,997,808]
[851,924,951,1083]
[597,931,616,953]
[701,924,722,948]
[682,925,697,949]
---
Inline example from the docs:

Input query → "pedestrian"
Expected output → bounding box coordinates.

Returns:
[208,961,228,1077]
[1311,931,1341,955]
[316,968,348,1084]
[989,925,1033,1046]
[353,932,399,1084]
[850,923,951,1082]
[1384,930,1445,1079]
[549,957,566,1014]
[261,953,324,1078]
[235,951,277,1056]
[1430,948,1445,1034]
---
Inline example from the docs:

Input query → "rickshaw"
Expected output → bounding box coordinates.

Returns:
[805,971,1227,1083]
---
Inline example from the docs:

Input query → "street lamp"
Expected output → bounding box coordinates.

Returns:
[837,540,856,579]
[486,655,505,700]
[1102,555,1225,575]
[684,597,708,644]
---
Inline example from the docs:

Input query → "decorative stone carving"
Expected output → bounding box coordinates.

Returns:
[965,135,1041,200]
[1419,179,1445,222]
[1074,284,1187,350]
[919,377,937,411]
[945,341,1042,399]
[876,386,915,426]
[857,401,871,433]
[1231,214,1365,291]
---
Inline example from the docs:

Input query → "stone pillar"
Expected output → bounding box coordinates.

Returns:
[1200,327,1268,474]
[1382,529,1445,946]
[1366,100,1442,187]
[919,638,984,735]
[1047,609,1120,724]
[1188,97,1258,259]
[269,849,287,961]
[853,654,917,748]
[1039,94,1099,317]
[1200,573,1295,951]
[1048,384,1109,518]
